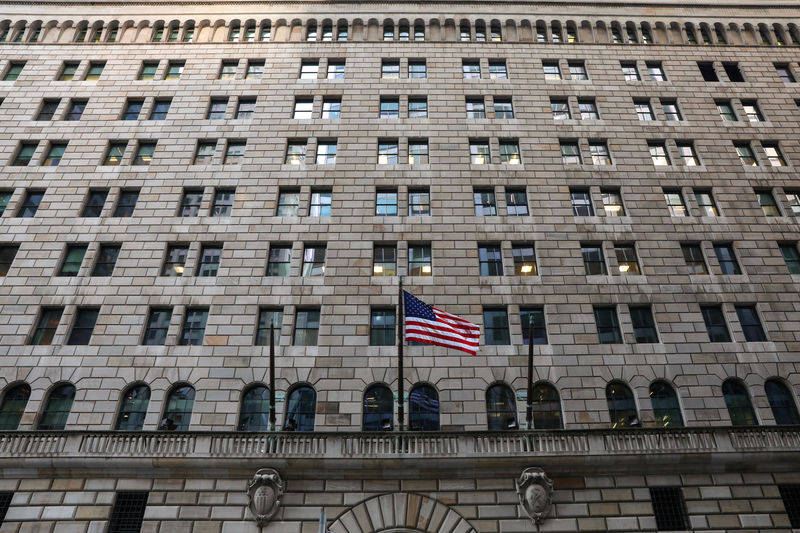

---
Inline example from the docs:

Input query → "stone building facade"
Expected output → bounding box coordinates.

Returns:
[0,0,799,531]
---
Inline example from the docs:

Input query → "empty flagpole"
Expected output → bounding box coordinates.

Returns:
[398,276,404,432]
[270,321,276,431]
[526,317,534,429]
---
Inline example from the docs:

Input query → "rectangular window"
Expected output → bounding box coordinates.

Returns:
[474,189,496,216]
[0,245,19,276]
[506,189,528,216]
[207,98,228,119]
[408,244,432,276]
[649,142,670,166]
[621,62,640,81]
[614,243,640,274]
[197,245,222,277]
[67,307,99,345]
[43,142,67,166]
[462,60,480,79]
[570,189,593,216]
[30,307,63,345]
[489,60,507,79]
[408,140,428,164]
[762,143,786,166]
[776,63,796,83]
[92,244,120,276]
[682,243,708,274]
[284,140,308,165]
[314,141,336,165]
[108,492,150,533]
[408,98,427,118]
[478,244,502,276]
[224,141,246,165]
[735,142,757,166]
[17,190,44,218]
[650,488,690,532]
[370,309,395,346]
[66,99,87,121]
[82,189,108,217]
[132,142,155,166]
[143,308,171,345]
[246,60,264,79]
[180,189,203,217]
[661,100,682,121]
[150,99,171,120]
[37,99,60,121]
[542,61,561,80]
[12,142,36,166]
[376,189,398,216]
[138,61,158,81]
[677,142,699,166]
[162,245,188,276]
[59,61,79,81]
[741,100,763,122]
[255,308,283,346]
[646,62,666,81]
[309,190,332,216]
[219,61,237,80]
[409,60,426,78]
[780,244,800,274]
[589,142,611,165]
[104,141,127,166]
[408,189,430,216]
[380,97,399,118]
[520,308,548,345]
[60,244,87,276]
[301,245,326,276]
[568,61,588,80]
[594,307,622,344]
[723,61,744,82]
[277,189,300,216]
[499,140,520,164]
[373,245,397,276]
[716,100,737,121]
[193,141,215,164]
[377,140,398,164]
[551,99,570,120]
[266,245,291,276]
[601,189,625,216]
[0,190,10,216]
[694,190,718,216]
[484,309,510,345]
[294,309,320,346]
[714,244,741,274]
[664,190,687,216]
[512,244,537,275]
[326,60,345,79]
[466,98,486,119]
[757,190,780,217]
[701,305,731,342]
[209,189,234,217]
[179,308,208,345]
[123,99,143,120]
[381,60,400,79]
[322,98,341,119]
[630,306,658,343]
[165,61,184,80]
[560,141,581,164]
[582,244,606,275]
[579,99,599,120]
[779,485,800,528]
[235,97,255,119]
[735,305,766,342]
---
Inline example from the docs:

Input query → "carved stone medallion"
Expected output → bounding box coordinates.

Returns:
[247,468,285,526]
[515,467,553,525]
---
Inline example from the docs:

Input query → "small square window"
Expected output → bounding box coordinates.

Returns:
[143,308,172,345]
[757,190,780,217]
[37,99,60,121]
[60,244,87,276]
[293,309,320,346]
[212,189,235,216]
[698,61,719,82]
[149,99,171,120]
[701,305,731,342]
[245,60,264,80]
[478,244,502,276]
[302,245,326,276]
[17,190,44,218]
[277,189,300,216]
[735,142,758,166]
[551,99,570,120]
[579,100,599,120]
[43,142,67,166]
[180,189,203,217]
[542,61,561,80]
[326,60,345,79]
[520,308,548,345]
[484,308,510,344]
[82,189,108,217]
[466,98,486,119]
[197,245,222,277]
[512,244,537,275]
[763,143,786,166]
[470,140,491,164]
[630,306,658,343]
[646,62,666,81]
[408,189,430,216]
[474,189,496,216]
[409,140,428,165]
[677,142,700,166]
[561,141,581,164]
[381,60,400,79]
[162,245,189,276]
[58,62,78,81]
[408,244,432,275]
[0,245,19,276]
[568,61,588,80]
[594,307,622,343]
[664,190,687,216]
[582,244,606,275]
[506,189,528,216]
[741,100,763,122]
[614,243,640,274]
[92,244,120,276]
[293,98,313,119]
[589,142,611,165]
[373,245,397,276]
[224,141,246,164]
[462,60,481,79]
[236,98,255,119]
[12,142,36,166]
[571,190,593,216]
[489,60,507,79]
[30,307,64,345]
[735,305,766,341]
[219,61,237,80]
[682,244,708,274]
[694,190,718,216]
[66,99,87,121]
[194,141,216,164]
[380,97,399,118]
[179,308,208,345]
[716,100,737,121]
[122,99,143,121]
[139,61,158,80]
[207,98,228,120]
[266,245,291,276]
[661,100,682,121]
[104,141,127,165]
[408,98,427,118]
[714,244,741,275]
[165,61,184,80]
[322,98,341,119]
[67,308,99,345]
[621,62,640,81]
[376,189,398,216]
[601,189,625,216]
[409,60,426,78]
[377,140,398,164]
[649,142,670,166]
[316,141,337,165]
[133,142,156,166]
[310,190,332,216]
[723,62,744,82]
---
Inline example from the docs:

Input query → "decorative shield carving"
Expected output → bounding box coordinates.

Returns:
[516,467,553,525]
[248,468,285,526]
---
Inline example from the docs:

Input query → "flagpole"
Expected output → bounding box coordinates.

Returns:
[269,321,276,431]
[526,317,534,430]
[397,276,404,432]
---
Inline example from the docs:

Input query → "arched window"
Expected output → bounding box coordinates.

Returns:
[722,379,758,426]
[531,383,562,429]
[362,384,393,431]
[238,385,271,431]
[0,383,31,430]
[284,385,316,431]
[38,384,76,430]
[486,383,518,430]
[115,384,151,430]
[398,23,409,41]
[159,384,195,431]
[414,22,425,41]
[606,382,639,428]
[475,21,486,42]
[383,21,394,41]
[306,21,317,41]
[490,21,502,41]
[409,384,439,431]
[649,381,684,427]
[460,21,471,41]
[321,24,333,41]
[765,379,800,425]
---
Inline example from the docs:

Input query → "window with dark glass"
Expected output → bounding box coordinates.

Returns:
[373,245,397,276]
[595,307,622,344]
[512,244,537,276]
[143,308,171,345]
[236,98,255,119]
[735,305,766,342]
[37,383,75,430]
[520,308,547,345]
[65,99,87,121]
[701,305,731,342]
[139,61,158,80]
[255,308,283,346]
[723,61,744,82]
[18,190,43,218]
[0,190,10,216]
[714,244,741,274]
[614,243,640,274]
[12,142,36,166]
[82,190,108,217]
[302,245,326,277]
[757,190,780,217]
[149,98,171,120]
[775,63,796,83]
[37,99,60,121]
[266,245,291,276]
[780,243,800,274]
[649,381,683,428]
[694,190,717,216]
[84,61,105,81]
[486,384,518,430]
[370,309,395,346]
[293,310,320,346]
[582,244,606,275]
[570,189,593,216]
[238,385,271,431]
[716,100,737,121]
[779,485,800,528]
[0,383,30,430]
[164,61,184,80]
[531,383,562,429]
[606,382,638,428]
[478,244,502,276]
[123,99,143,120]
[681,244,708,274]
[650,488,690,531]
[30,307,63,345]
[197,245,222,277]
[132,142,155,166]
[722,379,758,426]
[180,189,203,217]
[283,386,316,431]
[630,306,658,343]
[66,307,99,345]
[765,380,800,425]
[104,141,127,166]
[212,189,234,216]
[161,245,188,276]
[160,385,194,430]
[115,385,151,431]
[407,384,441,432]
[92,244,120,276]
[179,308,208,345]
[0,245,19,276]
[735,142,757,166]
[58,61,78,81]
[484,308,510,345]
[60,244,87,276]
[408,244,432,276]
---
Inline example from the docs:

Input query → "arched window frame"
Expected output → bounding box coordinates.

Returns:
[238,384,271,431]
[531,382,563,429]
[409,383,440,431]
[0,382,31,430]
[486,383,518,430]
[283,384,316,431]
[722,379,758,426]
[362,383,394,431]
[606,381,639,428]
[38,383,76,430]
[159,383,195,431]
[649,380,684,428]
[765,379,800,425]
[115,383,151,431]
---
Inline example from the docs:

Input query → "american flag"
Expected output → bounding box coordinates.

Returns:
[403,291,481,355]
